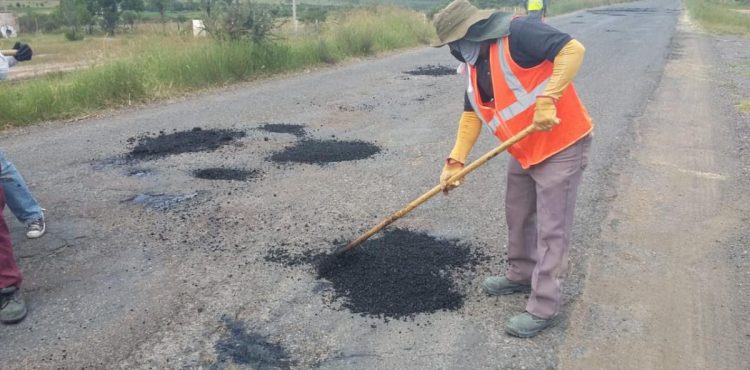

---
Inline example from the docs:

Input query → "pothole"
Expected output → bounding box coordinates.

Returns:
[266,229,485,319]
[127,127,246,159]
[336,103,375,112]
[258,123,307,138]
[124,192,198,211]
[192,168,262,181]
[268,139,381,165]
[214,317,293,369]
[127,168,153,177]
[403,64,456,76]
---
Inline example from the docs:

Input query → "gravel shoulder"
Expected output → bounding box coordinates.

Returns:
[559,12,750,370]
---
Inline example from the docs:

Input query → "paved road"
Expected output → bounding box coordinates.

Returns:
[3,0,747,368]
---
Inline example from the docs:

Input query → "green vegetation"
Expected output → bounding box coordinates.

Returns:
[738,99,750,114]
[685,0,750,35]
[546,0,635,15]
[0,0,650,126]
[0,7,433,126]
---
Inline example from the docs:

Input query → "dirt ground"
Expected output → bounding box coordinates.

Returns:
[0,0,748,369]
[559,13,750,369]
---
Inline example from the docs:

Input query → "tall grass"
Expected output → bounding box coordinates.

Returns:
[685,0,750,34]
[0,7,433,126]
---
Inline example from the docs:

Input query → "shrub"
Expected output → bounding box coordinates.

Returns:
[64,29,85,40]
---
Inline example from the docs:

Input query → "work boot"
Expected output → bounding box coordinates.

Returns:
[482,276,531,296]
[0,286,28,324]
[505,312,557,338]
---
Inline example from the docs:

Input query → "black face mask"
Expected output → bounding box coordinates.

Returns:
[449,42,465,62]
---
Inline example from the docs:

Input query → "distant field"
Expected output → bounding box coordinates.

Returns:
[685,0,750,34]
[1,0,58,11]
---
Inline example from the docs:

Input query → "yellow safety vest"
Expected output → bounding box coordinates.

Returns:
[528,0,544,12]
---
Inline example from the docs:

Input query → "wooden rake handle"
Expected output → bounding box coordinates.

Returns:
[1,50,17,56]
[333,123,537,256]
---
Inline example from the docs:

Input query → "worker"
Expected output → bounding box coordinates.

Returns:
[525,0,549,19]
[0,42,45,239]
[0,42,35,325]
[432,0,592,337]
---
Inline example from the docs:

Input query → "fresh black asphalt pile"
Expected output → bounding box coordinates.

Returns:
[214,317,293,369]
[258,123,307,138]
[193,168,261,181]
[403,64,456,76]
[268,139,380,165]
[267,229,483,319]
[128,127,246,159]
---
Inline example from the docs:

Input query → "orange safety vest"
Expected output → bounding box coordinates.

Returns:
[465,37,593,169]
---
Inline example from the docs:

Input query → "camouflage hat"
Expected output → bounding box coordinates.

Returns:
[431,0,495,47]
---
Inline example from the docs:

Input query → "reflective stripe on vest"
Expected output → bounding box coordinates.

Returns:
[464,37,593,168]
[465,40,549,133]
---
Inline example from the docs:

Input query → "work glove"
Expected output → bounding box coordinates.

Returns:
[440,159,464,195]
[12,42,32,62]
[533,96,559,131]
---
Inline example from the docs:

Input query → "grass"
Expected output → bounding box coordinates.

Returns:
[0,7,433,126]
[739,99,750,114]
[547,0,636,15]
[685,0,750,35]
[0,0,647,126]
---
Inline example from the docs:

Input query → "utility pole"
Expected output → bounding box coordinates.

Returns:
[292,0,298,34]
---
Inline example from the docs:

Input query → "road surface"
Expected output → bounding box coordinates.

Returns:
[1,0,748,368]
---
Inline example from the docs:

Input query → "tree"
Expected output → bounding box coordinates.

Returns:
[176,14,188,32]
[121,0,144,12]
[59,0,92,40]
[202,0,214,17]
[83,0,100,34]
[149,0,169,23]
[98,0,122,35]
[122,10,140,31]
[206,1,278,43]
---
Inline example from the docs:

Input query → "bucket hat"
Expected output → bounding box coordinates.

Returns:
[431,0,495,47]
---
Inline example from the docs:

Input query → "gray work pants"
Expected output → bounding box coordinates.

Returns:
[504,134,592,319]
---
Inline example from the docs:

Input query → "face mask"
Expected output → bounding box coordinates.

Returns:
[449,42,465,62]
[449,40,480,65]
[457,40,480,65]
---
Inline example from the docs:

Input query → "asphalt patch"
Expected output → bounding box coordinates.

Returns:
[127,168,153,177]
[403,64,456,76]
[124,192,198,211]
[268,139,380,165]
[214,317,293,369]
[267,229,484,319]
[128,127,246,159]
[193,168,262,181]
[258,123,307,138]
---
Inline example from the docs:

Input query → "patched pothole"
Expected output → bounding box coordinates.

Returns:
[268,139,381,165]
[192,168,262,181]
[124,192,198,211]
[403,64,456,76]
[258,123,307,138]
[214,317,293,369]
[127,168,153,177]
[127,127,246,159]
